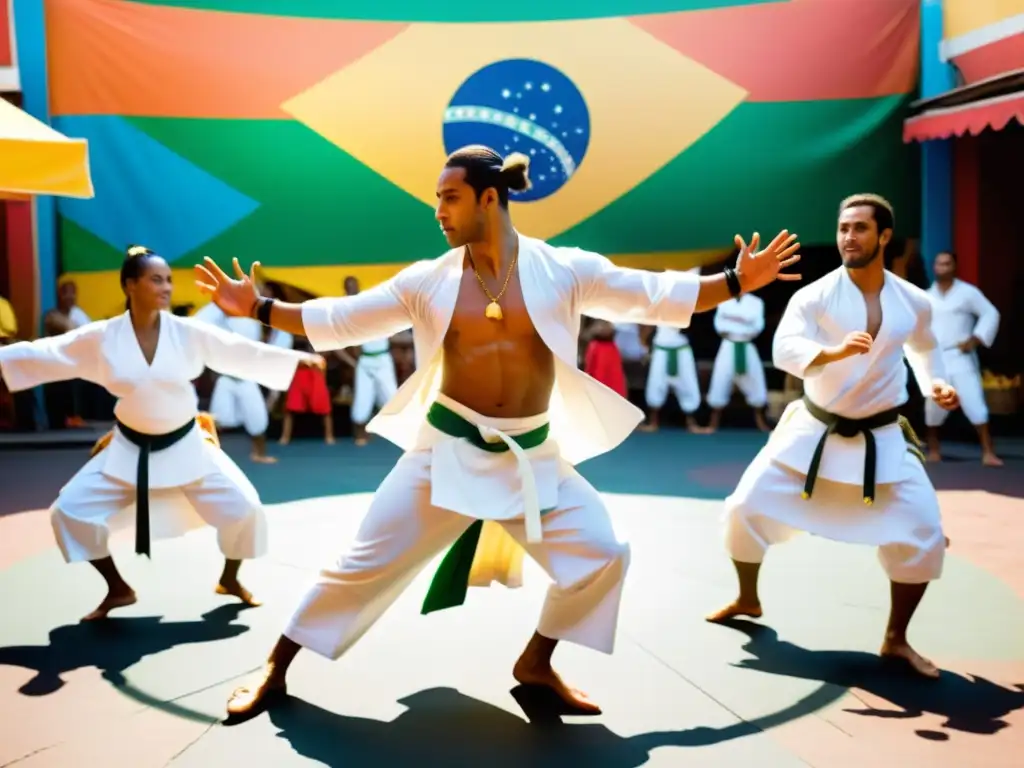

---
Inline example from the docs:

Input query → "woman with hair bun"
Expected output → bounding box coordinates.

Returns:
[0,245,324,621]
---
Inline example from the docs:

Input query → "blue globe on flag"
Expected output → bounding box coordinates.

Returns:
[443,59,592,203]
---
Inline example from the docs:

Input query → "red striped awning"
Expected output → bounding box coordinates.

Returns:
[903,91,1024,142]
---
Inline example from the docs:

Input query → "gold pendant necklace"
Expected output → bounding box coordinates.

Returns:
[468,246,518,321]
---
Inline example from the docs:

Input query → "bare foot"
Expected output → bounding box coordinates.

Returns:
[637,423,657,433]
[706,599,762,623]
[216,580,262,607]
[982,453,1003,467]
[754,415,772,432]
[512,659,601,714]
[354,437,368,446]
[880,639,940,678]
[226,667,287,722]
[926,451,942,463]
[278,437,291,446]
[325,436,336,445]
[81,589,137,622]
[250,454,278,464]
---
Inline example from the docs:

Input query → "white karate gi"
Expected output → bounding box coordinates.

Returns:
[723,268,948,583]
[645,325,701,414]
[280,234,701,660]
[193,303,294,436]
[351,337,398,425]
[0,312,306,563]
[706,294,768,409]
[924,279,999,427]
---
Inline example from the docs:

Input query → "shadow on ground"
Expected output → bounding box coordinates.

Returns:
[0,603,252,699]
[261,683,844,768]
[720,619,1024,740]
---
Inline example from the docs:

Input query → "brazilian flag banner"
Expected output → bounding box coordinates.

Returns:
[46,0,922,318]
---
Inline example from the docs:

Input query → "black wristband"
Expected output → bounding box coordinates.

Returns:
[256,297,275,325]
[723,266,742,298]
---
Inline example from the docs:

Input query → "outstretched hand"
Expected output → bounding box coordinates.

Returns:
[734,230,802,294]
[194,257,261,318]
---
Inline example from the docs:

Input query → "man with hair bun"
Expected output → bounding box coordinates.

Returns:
[708,194,959,679]
[197,144,802,719]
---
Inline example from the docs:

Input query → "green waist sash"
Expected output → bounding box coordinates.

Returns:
[800,396,924,506]
[361,348,390,357]
[654,343,689,377]
[420,402,550,615]
[729,339,750,375]
[115,418,196,558]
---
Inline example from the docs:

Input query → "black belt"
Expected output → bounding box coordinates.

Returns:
[801,396,900,506]
[115,419,196,557]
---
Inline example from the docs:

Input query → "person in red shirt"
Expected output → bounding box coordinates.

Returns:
[280,336,335,445]
[582,319,627,398]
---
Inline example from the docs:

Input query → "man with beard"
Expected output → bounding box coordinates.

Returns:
[708,194,959,678]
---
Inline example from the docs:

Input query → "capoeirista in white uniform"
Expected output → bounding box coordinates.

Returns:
[269,235,703,666]
[351,336,398,425]
[924,277,999,429]
[0,311,307,567]
[644,265,702,417]
[724,266,947,580]
[193,301,295,437]
[706,293,767,411]
[645,324,701,415]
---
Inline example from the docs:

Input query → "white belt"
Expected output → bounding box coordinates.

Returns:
[476,424,543,544]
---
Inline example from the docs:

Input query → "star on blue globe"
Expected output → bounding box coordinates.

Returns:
[443,59,591,203]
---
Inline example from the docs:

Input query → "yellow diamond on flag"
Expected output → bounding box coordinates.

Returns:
[282,18,747,240]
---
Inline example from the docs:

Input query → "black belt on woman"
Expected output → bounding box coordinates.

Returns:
[800,396,900,506]
[115,418,196,557]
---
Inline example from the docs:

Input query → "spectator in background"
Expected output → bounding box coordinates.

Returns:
[613,322,647,405]
[704,291,770,433]
[280,334,336,447]
[42,280,92,427]
[342,276,399,447]
[582,319,627,398]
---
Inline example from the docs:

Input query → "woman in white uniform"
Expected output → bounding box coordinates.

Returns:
[0,246,323,621]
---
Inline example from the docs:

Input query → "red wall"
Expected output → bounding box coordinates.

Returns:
[6,201,34,336]
[952,135,979,286]
[0,1,11,67]
[957,124,1024,375]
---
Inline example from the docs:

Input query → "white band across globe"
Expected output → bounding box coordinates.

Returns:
[443,105,578,180]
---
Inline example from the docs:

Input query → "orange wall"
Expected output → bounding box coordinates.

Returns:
[943,0,1024,39]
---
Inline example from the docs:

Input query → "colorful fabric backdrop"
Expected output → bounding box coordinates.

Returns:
[47,0,922,318]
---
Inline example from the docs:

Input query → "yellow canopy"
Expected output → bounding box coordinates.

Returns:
[0,98,94,199]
